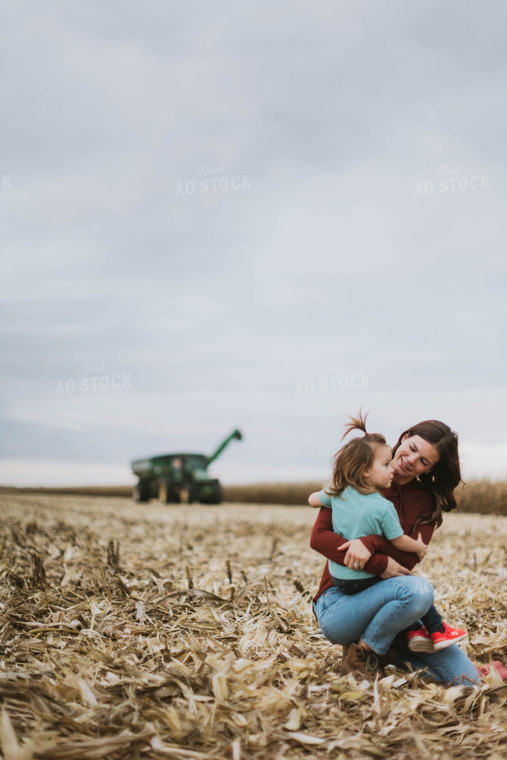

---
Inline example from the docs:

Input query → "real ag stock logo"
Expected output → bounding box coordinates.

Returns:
[55,364,132,395]
[413,164,491,196]
[174,164,251,196]
[294,363,371,395]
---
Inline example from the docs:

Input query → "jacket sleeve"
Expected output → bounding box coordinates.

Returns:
[310,508,389,575]
[309,507,352,561]
[310,507,436,577]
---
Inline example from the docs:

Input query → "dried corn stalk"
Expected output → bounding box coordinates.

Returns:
[0,493,505,760]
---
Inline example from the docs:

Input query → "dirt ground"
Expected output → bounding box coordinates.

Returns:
[0,493,506,759]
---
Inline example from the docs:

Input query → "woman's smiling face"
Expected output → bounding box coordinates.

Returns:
[391,434,440,484]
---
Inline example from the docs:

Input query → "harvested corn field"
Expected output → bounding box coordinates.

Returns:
[0,493,506,760]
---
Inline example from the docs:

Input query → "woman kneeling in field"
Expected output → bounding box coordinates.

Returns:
[310,413,481,686]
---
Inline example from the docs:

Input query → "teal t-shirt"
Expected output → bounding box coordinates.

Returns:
[318,486,403,580]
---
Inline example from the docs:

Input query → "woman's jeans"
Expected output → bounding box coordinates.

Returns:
[331,575,445,634]
[313,577,480,686]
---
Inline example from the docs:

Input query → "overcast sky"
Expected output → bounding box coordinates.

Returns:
[1,0,506,488]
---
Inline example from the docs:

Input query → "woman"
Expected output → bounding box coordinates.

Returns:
[310,418,481,686]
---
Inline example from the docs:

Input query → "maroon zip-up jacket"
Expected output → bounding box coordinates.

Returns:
[310,480,436,604]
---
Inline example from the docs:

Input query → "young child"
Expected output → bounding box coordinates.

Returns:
[309,412,466,653]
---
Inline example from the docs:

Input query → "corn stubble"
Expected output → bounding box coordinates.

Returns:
[0,493,505,760]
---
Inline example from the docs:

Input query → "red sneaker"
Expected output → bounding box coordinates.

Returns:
[407,626,434,653]
[431,622,467,651]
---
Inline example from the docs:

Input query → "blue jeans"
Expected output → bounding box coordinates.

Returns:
[331,575,445,634]
[313,577,480,686]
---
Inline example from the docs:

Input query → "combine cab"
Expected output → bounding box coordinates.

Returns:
[131,429,242,504]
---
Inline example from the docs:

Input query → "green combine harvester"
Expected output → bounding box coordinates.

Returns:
[130,428,243,504]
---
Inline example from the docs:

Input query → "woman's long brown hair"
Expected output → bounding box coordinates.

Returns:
[392,419,462,528]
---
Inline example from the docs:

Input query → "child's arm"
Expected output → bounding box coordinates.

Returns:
[391,532,427,561]
[308,491,324,507]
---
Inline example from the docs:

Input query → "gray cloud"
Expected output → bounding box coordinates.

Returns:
[1,0,507,485]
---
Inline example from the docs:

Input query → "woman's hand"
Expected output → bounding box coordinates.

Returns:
[380,557,412,578]
[340,538,372,570]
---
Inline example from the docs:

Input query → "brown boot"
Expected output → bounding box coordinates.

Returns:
[340,643,381,679]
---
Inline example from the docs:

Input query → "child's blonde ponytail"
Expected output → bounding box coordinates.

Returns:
[341,407,369,440]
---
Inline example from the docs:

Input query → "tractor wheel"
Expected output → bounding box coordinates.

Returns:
[158,477,174,504]
[207,481,222,505]
[133,480,150,503]
[212,482,222,504]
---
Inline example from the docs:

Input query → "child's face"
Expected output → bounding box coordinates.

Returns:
[363,445,394,489]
